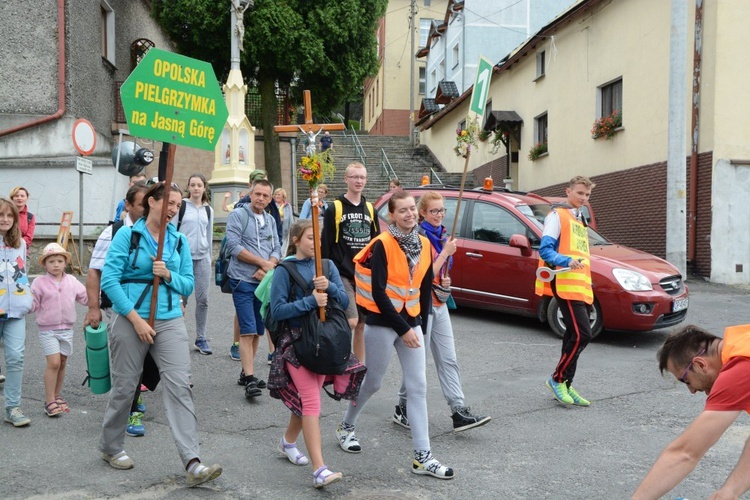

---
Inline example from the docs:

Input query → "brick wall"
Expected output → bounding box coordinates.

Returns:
[473,156,509,186]
[369,109,411,136]
[533,152,713,278]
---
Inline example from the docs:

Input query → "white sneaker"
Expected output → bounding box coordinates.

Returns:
[412,456,455,480]
[187,463,222,487]
[336,424,362,453]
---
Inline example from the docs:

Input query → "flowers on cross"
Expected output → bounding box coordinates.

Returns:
[591,109,622,140]
[298,149,335,188]
[453,118,480,158]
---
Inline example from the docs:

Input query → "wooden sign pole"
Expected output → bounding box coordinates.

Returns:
[148,142,176,327]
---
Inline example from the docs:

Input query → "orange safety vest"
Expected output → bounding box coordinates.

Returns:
[534,208,593,304]
[720,325,750,363]
[354,232,432,316]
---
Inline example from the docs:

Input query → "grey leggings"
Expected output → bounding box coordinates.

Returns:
[343,324,430,451]
[398,304,465,411]
[192,257,211,340]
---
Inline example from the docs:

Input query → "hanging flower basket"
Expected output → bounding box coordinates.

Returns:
[490,130,509,155]
[297,149,335,189]
[591,109,622,140]
[527,141,548,161]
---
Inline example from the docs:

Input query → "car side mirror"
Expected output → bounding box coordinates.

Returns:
[509,234,532,257]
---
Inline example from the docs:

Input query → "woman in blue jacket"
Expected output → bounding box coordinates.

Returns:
[99,182,222,487]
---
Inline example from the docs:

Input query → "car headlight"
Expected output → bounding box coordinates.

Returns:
[612,268,653,291]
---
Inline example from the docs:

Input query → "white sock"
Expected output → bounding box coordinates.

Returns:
[188,462,207,474]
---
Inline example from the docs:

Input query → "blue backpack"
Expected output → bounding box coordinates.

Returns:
[215,206,250,293]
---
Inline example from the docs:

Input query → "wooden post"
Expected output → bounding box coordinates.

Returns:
[449,148,471,240]
[148,142,176,327]
[275,90,346,322]
[446,148,472,279]
[309,186,326,321]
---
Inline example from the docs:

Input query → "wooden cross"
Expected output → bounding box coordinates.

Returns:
[274,90,344,320]
[274,90,346,135]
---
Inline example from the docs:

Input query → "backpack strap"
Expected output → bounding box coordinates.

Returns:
[204,205,212,249]
[27,212,33,225]
[334,199,342,243]
[176,201,187,231]
[278,260,312,295]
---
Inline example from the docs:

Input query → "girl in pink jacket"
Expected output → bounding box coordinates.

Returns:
[31,243,87,416]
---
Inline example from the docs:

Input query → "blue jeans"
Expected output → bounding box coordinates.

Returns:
[230,279,265,336]
[0,317,26,409]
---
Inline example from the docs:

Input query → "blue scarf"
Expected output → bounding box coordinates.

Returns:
[420,220,452,274]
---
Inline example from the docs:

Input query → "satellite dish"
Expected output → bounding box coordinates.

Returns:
[111,141,154,176]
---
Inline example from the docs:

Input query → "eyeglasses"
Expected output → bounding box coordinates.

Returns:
[346,175,367,181]
[427,208,447,215]
[679,347,706,384]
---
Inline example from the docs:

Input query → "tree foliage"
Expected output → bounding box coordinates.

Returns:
[152,0,386,183]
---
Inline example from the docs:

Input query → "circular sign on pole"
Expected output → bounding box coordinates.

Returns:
[72,119,97,156]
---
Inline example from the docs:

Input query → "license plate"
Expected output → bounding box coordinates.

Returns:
[672,297,689,312]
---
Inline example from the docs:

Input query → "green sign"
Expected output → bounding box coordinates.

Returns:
[120,48,228,151]
[469,56,494,120]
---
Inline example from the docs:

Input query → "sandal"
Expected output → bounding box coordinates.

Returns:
[278,436,309,466]
[55,396,70,413]
[44,401,64,417]
[313,465,342,489]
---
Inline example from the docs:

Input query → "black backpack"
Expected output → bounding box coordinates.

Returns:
[279,260,352,375]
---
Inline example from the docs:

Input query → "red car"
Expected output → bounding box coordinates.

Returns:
[373,186,689,338]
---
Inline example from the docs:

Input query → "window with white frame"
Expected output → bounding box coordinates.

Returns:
[536,51,545,79]
[452,44,460,69]
[535,112,548,145]
[599,78,623,118]
[419,67,426,95]
[419,19,432,48]
[100,1,115,65]
[484,99,492,128]
[430,69,436,94]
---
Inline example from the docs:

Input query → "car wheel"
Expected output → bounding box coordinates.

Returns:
[546,297,603,340]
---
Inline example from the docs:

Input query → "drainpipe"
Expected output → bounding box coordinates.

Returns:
[0,0,66,138]
[687,0,703,265]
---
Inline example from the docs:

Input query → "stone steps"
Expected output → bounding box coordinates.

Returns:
[292,132,474,211]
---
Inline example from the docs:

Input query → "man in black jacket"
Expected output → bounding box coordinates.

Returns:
[321,162,379,363]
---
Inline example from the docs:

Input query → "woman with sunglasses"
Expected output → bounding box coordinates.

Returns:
[392,191,491,433]
[99,181,222,487]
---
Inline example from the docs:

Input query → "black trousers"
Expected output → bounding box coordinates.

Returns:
[551,280,592,385]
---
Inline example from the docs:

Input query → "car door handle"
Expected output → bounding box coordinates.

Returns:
[466,252,483,258]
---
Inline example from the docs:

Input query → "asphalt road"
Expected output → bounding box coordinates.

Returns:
[2,278,750,499]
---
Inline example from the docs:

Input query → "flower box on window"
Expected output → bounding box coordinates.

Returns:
[591,109,622,140]
[527,141,548,161]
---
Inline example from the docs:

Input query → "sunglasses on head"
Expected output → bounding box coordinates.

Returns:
[146,178,181,191]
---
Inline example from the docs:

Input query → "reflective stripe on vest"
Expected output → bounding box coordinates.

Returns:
[353,232,431,316]
[534,208,593,304]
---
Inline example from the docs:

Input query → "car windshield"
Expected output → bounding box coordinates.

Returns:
[522,204,611,246]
